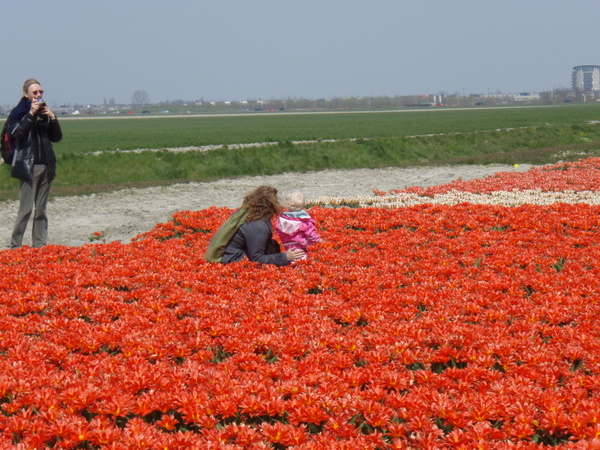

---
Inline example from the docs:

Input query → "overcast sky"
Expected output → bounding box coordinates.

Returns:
[3,0,598,107]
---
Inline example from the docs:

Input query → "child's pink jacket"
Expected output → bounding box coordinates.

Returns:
[275,210,320,252]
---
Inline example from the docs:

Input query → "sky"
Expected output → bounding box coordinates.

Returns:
[3,0,599,108]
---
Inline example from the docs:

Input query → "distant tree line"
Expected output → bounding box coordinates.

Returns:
[2,87,590,117]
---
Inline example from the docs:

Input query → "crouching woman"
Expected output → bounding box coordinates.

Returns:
[204,186,305,266]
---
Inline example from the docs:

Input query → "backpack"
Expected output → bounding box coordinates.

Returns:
[204,208,249,262]
[1,119,15,164]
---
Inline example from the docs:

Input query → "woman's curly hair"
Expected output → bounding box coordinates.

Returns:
[243,186,283,222]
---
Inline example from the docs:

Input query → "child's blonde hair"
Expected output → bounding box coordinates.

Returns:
[285,191,306,211]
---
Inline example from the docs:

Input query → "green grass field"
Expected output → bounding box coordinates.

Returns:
[1,103,600,200]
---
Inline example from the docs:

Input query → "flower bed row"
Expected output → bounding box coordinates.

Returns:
[313,157,600,208]
[397,157,600,196]
[0,158,600,448]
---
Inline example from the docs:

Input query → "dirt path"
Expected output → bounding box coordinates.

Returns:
[0,164,528,248]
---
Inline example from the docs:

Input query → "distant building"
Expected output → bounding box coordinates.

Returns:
[572,65,600,93]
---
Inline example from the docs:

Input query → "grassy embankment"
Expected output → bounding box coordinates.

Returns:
[1,104,600,200]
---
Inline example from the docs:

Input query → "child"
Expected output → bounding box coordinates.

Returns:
[275,191,320,258]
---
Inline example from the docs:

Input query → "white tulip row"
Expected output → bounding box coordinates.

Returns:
[312,190,600,208]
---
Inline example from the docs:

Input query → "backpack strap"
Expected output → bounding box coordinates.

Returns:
[203,208,249,262]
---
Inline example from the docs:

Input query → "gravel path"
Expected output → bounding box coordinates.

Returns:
[0,164,529,248]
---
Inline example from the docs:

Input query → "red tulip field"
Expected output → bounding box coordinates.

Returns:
[2,158,600,449]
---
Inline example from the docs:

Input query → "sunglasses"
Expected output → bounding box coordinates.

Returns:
[32,90,44,95]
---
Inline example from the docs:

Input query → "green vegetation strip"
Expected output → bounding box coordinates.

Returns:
[1,104,600,200]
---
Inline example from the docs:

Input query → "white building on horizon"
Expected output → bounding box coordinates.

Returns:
[572,65,600,93]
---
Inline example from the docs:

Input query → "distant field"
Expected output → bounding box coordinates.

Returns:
[1,104,600,199]
[47,104,600,153]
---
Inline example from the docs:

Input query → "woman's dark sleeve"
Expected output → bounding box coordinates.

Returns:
[10,114,34,141]
[242,221,289,266]
[49,119,62,142]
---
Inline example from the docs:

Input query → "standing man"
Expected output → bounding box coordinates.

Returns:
[7,79,62,248]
